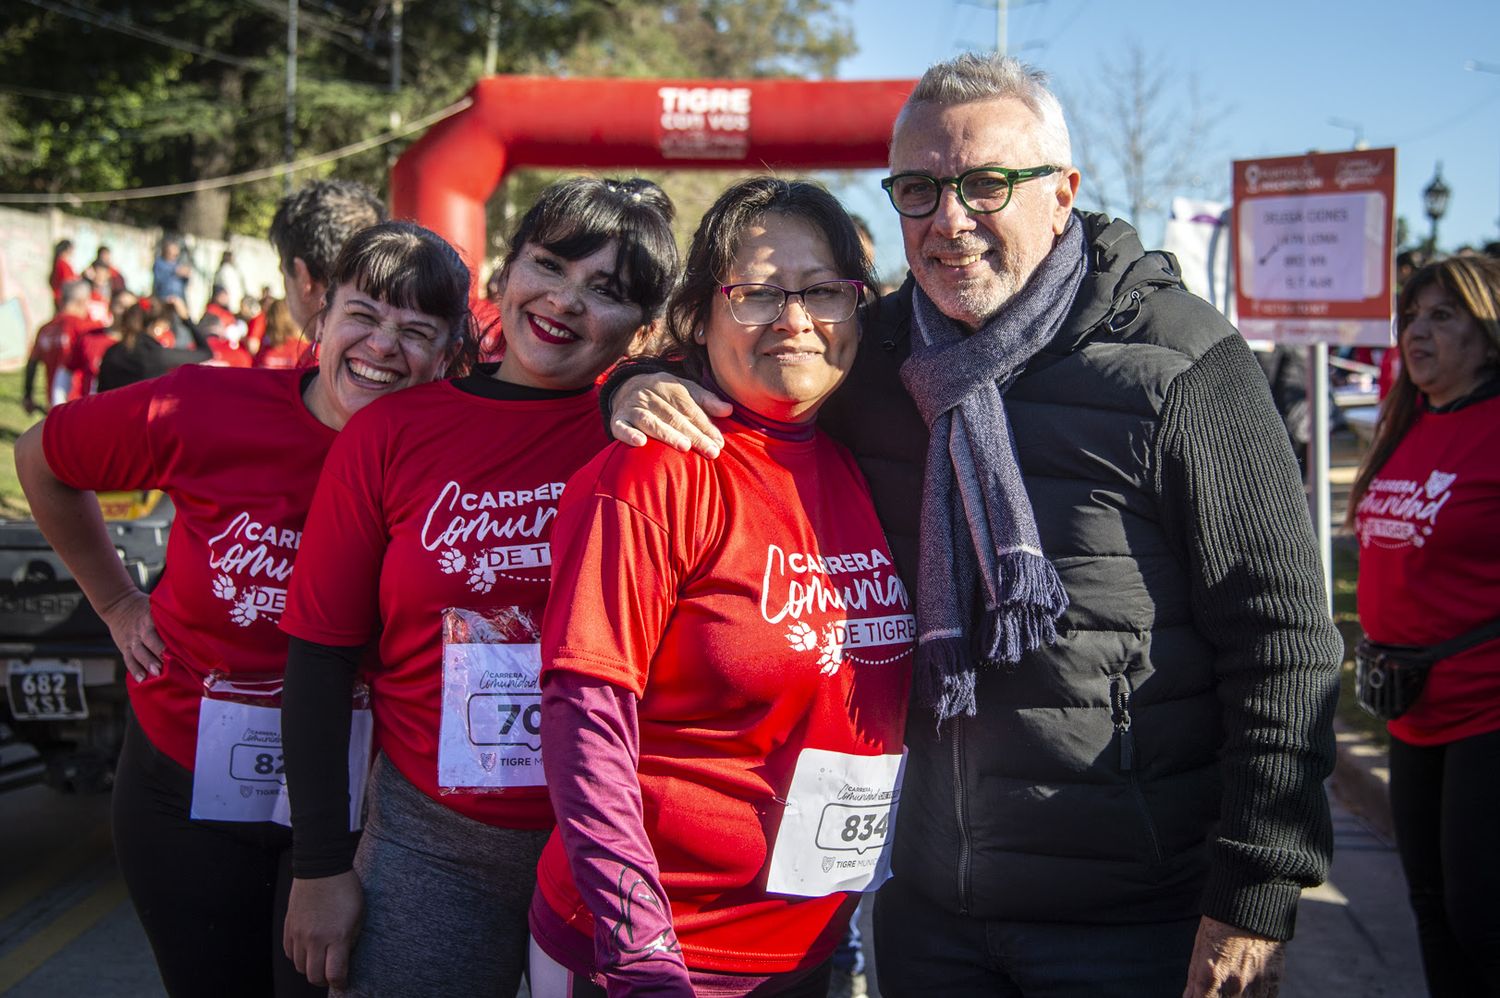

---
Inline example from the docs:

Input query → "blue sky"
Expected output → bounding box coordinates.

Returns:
[830,0,1500,280]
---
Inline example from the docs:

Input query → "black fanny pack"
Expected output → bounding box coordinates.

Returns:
[1356,618,1500,721]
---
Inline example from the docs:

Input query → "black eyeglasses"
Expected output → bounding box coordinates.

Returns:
[718,281,865,325]
[880,165,1061,218]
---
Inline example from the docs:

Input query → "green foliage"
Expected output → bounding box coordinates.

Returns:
[1,0,854,239]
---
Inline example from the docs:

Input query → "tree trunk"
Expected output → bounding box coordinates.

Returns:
[176,70,243,239]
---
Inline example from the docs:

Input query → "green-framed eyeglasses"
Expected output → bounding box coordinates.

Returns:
[880,165,1061,218]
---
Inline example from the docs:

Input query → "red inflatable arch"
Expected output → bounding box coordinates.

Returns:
[390,75,917,275]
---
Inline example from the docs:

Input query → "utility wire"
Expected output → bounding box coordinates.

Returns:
[21,0,265,68]
[0,98,472,205]
[239,0,390,68]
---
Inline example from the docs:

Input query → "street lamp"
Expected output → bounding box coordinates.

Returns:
[1423,163,1451,255]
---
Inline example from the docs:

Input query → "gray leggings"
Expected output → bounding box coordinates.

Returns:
[337,755,550,998]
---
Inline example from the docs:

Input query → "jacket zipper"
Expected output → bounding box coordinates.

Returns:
[950,716,973,915]
[1111,674,1164,864]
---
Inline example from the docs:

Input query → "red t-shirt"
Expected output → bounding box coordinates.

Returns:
[535,422,913,974]
[50,257,77,305]
[203,303,236,327]
[64,326,118,397]
[254,340,311,370]
[43,367,335,768]
[32,314,104,402]
[280,379,610,829]
[30,318,72,399]
[1355,394,1500,744]
[245,313,267,354]
[207,339,253,368]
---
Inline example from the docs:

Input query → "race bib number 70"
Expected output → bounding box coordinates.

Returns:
[438,642,546,790]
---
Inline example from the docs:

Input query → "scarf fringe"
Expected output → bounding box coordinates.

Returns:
[981,551,1069,662]
[916,637,979,721]
[979,605,1059,667]
[919,552,1069,720]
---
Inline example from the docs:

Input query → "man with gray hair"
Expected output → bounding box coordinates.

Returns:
[606,52,1340,997]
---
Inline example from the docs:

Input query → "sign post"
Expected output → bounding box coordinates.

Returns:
[1231,149,1397,610]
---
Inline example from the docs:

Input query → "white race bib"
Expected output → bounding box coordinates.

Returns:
[438,642,545,790]
[765,747,906,898]
[190,698,372,829]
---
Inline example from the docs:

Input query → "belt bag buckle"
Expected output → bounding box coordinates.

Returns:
[1354,639,1432,722]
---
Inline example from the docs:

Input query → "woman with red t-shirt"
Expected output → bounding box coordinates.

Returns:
[255,299,310,369]
[278,177,678,997]
[1350,256,1500,996]
[49,238,77,308]
[14,220,472,998]
[528,178,913,997]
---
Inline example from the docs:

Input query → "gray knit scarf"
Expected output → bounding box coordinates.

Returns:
[899,214,1085,720]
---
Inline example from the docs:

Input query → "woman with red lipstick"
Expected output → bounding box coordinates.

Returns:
[278,177,678,997]
[1349,256,1500,997]
[527,178,913,998]
[14,220,472,998]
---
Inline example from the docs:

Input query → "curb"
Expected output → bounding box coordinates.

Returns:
[1329,718,1392,841]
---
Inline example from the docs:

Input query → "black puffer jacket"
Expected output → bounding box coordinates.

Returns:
[818,212,1341,939]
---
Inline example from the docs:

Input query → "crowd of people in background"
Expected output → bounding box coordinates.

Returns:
[24,235,293,415]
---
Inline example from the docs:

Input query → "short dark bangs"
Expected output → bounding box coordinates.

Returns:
[504,177,678,319]
[330,221,471,329]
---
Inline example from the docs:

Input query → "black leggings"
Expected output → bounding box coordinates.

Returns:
[1389,727,1500,998]
[112,716,326,998]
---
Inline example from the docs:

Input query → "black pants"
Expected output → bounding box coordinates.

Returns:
[1389,727,1500,998]
[112,715,325,998]
[873,874,1199,997]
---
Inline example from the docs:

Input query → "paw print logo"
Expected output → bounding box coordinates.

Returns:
[467,564,496,594]
[817,624,844,676]
[229,592,259,627]
[212,573,237,603]
[438,548,466,575]
[786,621,817,652]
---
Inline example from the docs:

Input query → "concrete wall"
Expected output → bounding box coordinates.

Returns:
[0,207,284,372]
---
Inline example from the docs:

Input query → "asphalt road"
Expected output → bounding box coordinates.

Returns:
[0,781,1423,997]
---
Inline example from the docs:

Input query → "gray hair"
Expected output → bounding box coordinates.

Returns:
[897,52,1072,168]
[61,279,92,307]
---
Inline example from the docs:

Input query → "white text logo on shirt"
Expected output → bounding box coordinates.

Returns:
[761,544,913,675]
[1356,470,1458,549]
[421,480,564,593]
[205,511,302,626]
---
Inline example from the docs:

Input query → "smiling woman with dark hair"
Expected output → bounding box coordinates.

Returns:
[14,218,472,998]
[278,176,678,998]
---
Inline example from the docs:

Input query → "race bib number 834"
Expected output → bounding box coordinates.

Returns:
[765,747,906,898]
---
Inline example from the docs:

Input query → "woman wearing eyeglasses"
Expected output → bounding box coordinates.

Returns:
[527,177,914,997]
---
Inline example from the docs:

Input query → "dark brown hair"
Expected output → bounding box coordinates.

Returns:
[260,298,300,352]
[501,176,678,321]
[270,179,386,285]
[664,176,876,375]
[117,300,175,351]
[317,220,476,373]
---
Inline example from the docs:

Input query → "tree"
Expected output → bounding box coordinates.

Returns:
[0,0,855,242]
[1065,40,1228,240]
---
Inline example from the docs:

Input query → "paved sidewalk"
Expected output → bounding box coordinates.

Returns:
[1283,787,1424,997]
